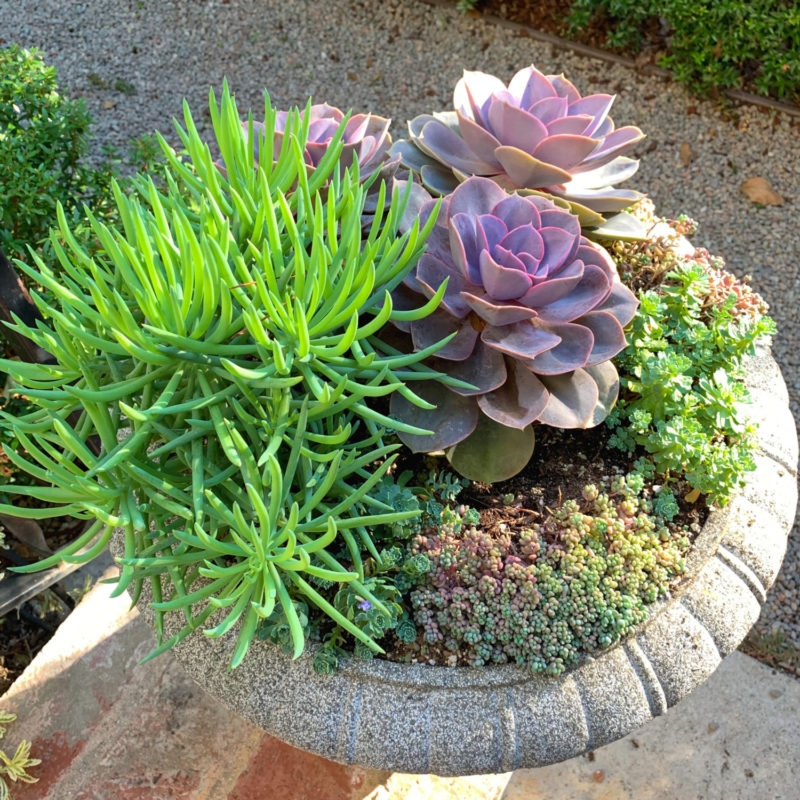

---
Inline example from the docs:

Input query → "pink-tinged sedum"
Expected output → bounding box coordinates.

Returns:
[691,249,770,323]
[408,477,690,674]
[396,65,645,215]
[389,176,638,482]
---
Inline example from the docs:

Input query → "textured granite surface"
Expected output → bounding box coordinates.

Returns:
[110,346,799,776]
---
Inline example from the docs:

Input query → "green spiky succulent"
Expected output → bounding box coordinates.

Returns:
[0,710,40,800]
[0,83,460,668]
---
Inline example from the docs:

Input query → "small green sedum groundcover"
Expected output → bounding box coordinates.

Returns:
[2,66,793,772]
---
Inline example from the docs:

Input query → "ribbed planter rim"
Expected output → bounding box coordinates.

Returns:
[118,344,797,776]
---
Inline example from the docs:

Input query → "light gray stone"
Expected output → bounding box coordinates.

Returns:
[623,639,668,716]
[739,386,798,475]
[510,674,590,769]
[741,453,798,533]
[635,604,722,708]
[743,346,790,405]
[503,652,800,800]
[349,679,433,774]
[719,495,791,590]
[113,353,797,776]
[715,544,768,603]
[427,688,505,775]
[680,557,763,656]
[572,646,653,750]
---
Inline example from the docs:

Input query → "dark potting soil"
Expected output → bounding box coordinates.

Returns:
[395,422,707,543]
[0,595,74,695]
[0,500,89,694]
[0,503,88,570]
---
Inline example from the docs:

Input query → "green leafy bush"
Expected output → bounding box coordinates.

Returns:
[0,83,455,668]
[606,255,776,504]
[453,1,799,103]
[0,44,118,263]
[567,0,800,102]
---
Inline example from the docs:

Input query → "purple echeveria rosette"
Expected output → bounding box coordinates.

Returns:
[396,65,646,215]
[251,103,399,181]
[389,176,638,479]
[257,104,405,227]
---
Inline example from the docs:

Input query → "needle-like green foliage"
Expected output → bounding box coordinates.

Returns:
[0,711,40,800]
[0,82,456,668]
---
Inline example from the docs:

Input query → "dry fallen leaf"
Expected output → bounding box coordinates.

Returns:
[680,141,694,166]
[102,99,116,109]
[740,176,785,206]
[0,514,52,554]
[684,487,701,503]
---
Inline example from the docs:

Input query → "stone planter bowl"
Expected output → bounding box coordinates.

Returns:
[120,345,797,777]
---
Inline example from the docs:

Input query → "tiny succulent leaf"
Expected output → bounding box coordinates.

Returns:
[446,415,535,483]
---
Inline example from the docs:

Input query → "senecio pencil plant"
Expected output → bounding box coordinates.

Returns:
[0,82,455,668]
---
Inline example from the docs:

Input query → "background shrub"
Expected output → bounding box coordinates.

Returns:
[455,0,800,104]
[567,0,800,102]
[0,44,119,264]
[0,45,168,494]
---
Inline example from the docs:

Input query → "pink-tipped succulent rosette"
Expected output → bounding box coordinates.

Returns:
[389,176,638,481]
[394,65,645,218]
[259,103,394,174]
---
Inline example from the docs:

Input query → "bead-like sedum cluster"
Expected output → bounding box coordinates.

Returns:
[409,475,690,675]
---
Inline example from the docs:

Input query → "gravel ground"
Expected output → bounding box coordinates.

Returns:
[3,0,799,652]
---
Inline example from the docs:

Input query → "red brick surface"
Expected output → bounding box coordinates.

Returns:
[0,570,387,800]
[229,736,359,800]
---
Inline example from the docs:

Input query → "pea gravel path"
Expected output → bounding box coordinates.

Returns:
[3,0,799,655]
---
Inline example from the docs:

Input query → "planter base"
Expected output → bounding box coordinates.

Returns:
[119,347,797,776]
